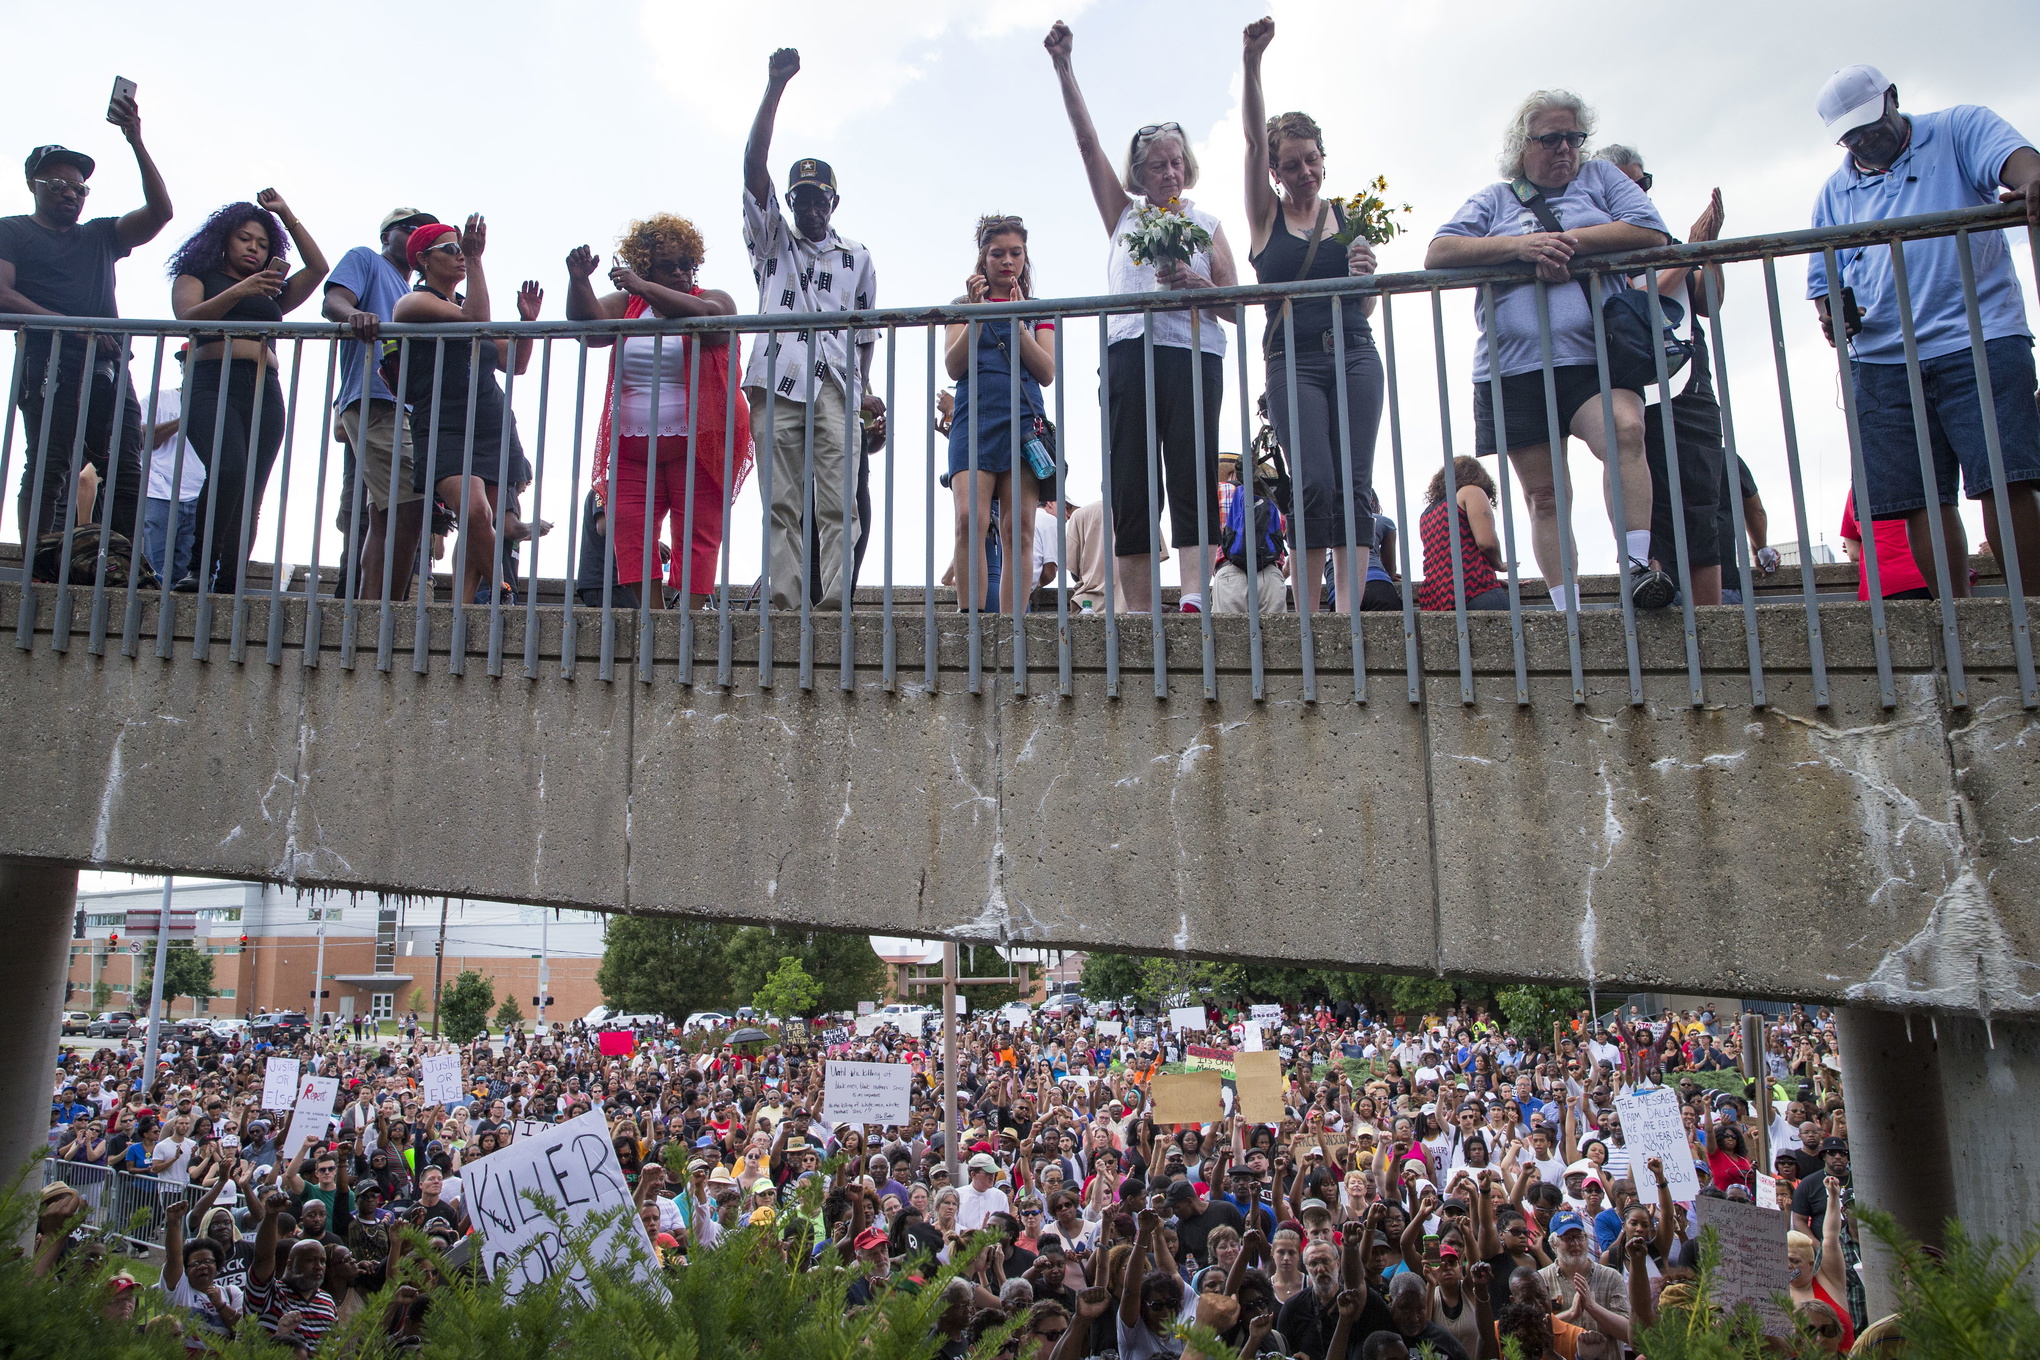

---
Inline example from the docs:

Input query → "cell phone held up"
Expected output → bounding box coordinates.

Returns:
[107,76,137,124]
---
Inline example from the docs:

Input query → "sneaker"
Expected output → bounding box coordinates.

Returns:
[170,574,201,594]
[1179,593,1202,614]
[1628,559,1676,610]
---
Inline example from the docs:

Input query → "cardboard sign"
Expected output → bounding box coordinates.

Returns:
[260,1057,301,1112]
[1241,1021,1265,1052]
[1151,1071,1224,1125]
[1168,1006,1206,1033]
[821,1060,914,1127]
[420,1053,464,1107]
[1250,1004,1283,1026]
[463,1108,661,1302]
[1614,1087,1701,1201]
[1234,1050,1286,1122]
[1693,1194,1793,1337]
[280,1076,339,1166]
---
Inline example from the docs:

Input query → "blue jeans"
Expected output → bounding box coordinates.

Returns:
[142,497,197,584]
[1854,336,2040,517]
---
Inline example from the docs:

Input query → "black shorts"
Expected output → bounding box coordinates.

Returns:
[1645,394,1726,572]
[1472,365,1641,456]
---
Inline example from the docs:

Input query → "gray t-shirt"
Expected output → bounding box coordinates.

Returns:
[1432,159,1667,381]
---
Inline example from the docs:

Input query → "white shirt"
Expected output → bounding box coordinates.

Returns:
[1033,506,1064,588]
[740,179,877,400]
[617,336,693,439]
[147,389,204,503]
[1104,199,1228,356]
[956,1180,1009,1232]
[155,1136,197,1183]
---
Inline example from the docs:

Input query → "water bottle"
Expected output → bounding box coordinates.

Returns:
[1023,424,1055,481]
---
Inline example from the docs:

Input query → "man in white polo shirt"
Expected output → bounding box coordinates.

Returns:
[741,47,885,612]
[1807,64,2040,597]
[957,1151,1010,1232]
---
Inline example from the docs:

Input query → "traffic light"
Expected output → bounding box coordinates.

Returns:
[64,981,74,1001]
[239,934,250,949]
[107,932,118,948]
[73,911,84,940]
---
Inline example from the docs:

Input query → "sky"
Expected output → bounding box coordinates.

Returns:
[4,0,2038,594]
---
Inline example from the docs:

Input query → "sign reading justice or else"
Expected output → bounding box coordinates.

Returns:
[463,1109,660,1302]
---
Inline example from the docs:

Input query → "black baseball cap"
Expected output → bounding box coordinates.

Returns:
[25,145,94,180]
[786,158,838,198]
[1819,1137,1850,1154]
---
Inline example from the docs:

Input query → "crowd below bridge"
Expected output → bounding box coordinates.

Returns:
[34,986,1879,1358]
[3,30,2037,629]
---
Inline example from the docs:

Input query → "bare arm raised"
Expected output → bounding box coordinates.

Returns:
[1044,22,1133,236]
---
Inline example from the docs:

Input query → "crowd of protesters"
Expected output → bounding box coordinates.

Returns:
[4,37,2035,617]
[33,984,1872,1357]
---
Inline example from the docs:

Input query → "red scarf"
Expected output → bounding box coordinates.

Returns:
[591,292,753,506]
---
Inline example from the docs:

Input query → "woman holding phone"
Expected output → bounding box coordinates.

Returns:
[168,192,329,592]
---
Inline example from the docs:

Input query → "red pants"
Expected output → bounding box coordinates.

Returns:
[610,434,727,591]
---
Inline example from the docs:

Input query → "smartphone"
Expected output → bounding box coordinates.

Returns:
[1839,287,1863,335]
[107,77,136,123]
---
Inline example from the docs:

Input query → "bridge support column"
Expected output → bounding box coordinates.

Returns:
[0,860,77,1207]
[1838,1007,2040,1316]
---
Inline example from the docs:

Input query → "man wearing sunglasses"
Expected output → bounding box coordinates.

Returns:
[1808,64,2040,601]
[742,47,885,612]
[0,89,173,556]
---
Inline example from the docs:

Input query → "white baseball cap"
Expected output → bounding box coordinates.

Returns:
[1817,65,1891,135]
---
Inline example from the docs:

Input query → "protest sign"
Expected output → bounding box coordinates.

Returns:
[1185,1044,1237,1078]
[280,1076,339,1166]
[463,1108,661,1302]
[783,1019,810,1040]
[856,1001,874,1016]
[1614,1086,1701,1200]
[1001,1005,1031,1027]
[420,1053,464,1106]
[822,1027,851,1046]
[1241,1021,1264,1052]
[1168,1006,1206,1032]
[1694,1195,1793,1336]
[854,1014,884,1037]
[954,995,967,1015]
[1234,1050,1285,1122]
[597,1030,636,1057]
[511,1119,553,1141]
[260,1057,301,1112]
[1151,1071,1224,1125]
[1756,1172,1781,1210]
[1094,1020,1123,1039]
[1250,1004,1283,1026]
[821,1061,914,1127]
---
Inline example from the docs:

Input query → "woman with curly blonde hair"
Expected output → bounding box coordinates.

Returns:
[566,213,752,607]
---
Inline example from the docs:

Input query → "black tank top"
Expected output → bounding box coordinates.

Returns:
[198,268,285,324]
[1250,202,1360,347]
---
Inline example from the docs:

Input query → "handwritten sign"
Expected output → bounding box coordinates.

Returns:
[1151,1071,1224,1125]
[854,1014,884,1037]
[1168,1006,1207,1033]
[1614,1086,1700,1200]
[1694,1194,1793,1337]
[1001,1005,1031,1027]
[1241,1021,1265,1052]
[1250,1004,1283,1026]
[1756,1172,1782,1211]
[420,1053,464,1106]
[1234,1050,1285,1122]
[260,1057,301,1112]
[511,1119,553,1141]
[463,1108,660,1302]
[1185,1045,1237,1078]
[821,1060,914,1127]
[280,1076,339,1167]
[856,1001,874,1016]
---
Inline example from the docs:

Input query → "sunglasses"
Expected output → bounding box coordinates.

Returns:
[1528,131,1588,151]
[422,242,463,261]
[32,178,89,197]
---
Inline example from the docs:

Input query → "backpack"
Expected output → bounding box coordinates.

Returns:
[1219,482,1286,572]
[30,524,157,589]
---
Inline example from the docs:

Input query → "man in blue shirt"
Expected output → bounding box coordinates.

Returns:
[1807,65,2040,597]
[323,207,437,603]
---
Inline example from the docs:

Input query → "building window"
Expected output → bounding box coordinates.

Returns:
[85,913,123,928]
[370,993,393,1019]
[214,989,236,1000]
[307,906,341,922]
[193,908,242,922]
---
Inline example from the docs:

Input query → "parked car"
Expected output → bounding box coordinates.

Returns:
[683,1012,733,1031]
[1038,995,1084,1018]
[86,1012,136,1038]
[251,1012,309,1042]
[207,1018,249,1041]
[59,1011,92,1036]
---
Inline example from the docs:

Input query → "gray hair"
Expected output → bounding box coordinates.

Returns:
[1121,125,1201,198]
[1497,90,1597,178]
[1000,1278,1036,1310]
[1595,143,1644,170]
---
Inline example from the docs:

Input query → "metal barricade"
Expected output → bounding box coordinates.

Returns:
[41,1156,187,1251]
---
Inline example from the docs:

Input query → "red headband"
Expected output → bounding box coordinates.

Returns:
[406,222,458,272]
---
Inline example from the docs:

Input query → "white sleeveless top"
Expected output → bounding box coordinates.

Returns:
[1105,199,1228,357]
[617,335,692,439]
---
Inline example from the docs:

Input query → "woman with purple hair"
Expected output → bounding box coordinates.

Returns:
[168,191,328,591]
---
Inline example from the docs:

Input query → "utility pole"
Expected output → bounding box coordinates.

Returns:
[431,897,449,1039]
[312,907,328,1030]
[139,877,173,1096]
[537,909,550,1027]
[1742,1009,1770,1170]
[905,940,1019,1190]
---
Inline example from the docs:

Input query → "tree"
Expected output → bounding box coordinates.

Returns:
[725,928,886,1015]
[439,970,495,1043]
[752,956,822,1019]
[91,980,113,1011]
[1079,951,1145,1003]
[494,994,525,1030]
[135,942,215,1012]
[1495,984,1586,1039]
[407,986,428,1014]
[597,917,740,1018]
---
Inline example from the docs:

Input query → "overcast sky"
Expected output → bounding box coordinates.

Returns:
[6,0,2037,592]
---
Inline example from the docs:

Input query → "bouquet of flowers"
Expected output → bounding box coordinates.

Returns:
[1330,176,1413,247]
[1120,198,1213,271]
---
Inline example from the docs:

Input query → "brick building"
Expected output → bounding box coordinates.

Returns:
[66,881,609,1025]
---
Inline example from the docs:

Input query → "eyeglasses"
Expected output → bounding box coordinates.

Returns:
[423,243,463,260]
[1636,171,1655,192]
[1528,131,1589,151]
[33,178,89,197]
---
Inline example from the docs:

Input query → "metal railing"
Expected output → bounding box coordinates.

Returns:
[3,201,2032,711]
[41,1156,189,1250]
